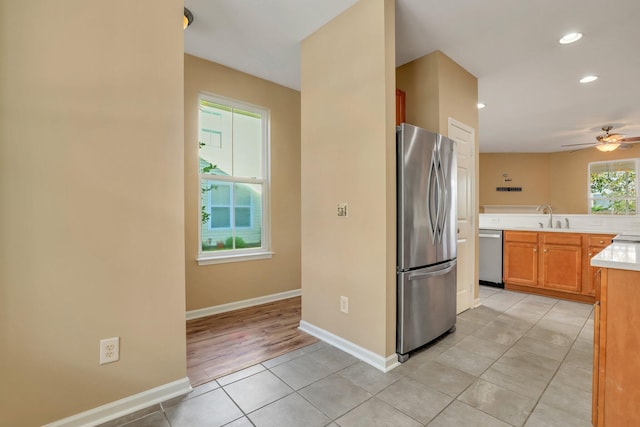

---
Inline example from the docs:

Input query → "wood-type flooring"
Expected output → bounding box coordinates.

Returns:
[186,296,317,386]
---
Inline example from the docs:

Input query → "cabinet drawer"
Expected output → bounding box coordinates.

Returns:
[504,231,538,243]
[588,235,614,247]
[542,233,582,246]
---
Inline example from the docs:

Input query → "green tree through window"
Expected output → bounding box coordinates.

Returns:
[589,159,638,215]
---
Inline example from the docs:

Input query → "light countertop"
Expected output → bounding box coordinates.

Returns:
[591,242,640,272]
[479,213,640,235]
[481,226,624,234]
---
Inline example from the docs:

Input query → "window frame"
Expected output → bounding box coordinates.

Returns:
[197,93,272,265]
[587,158,638,216]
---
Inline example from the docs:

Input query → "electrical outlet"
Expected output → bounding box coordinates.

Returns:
[337,203,348,217]
[100,337,120,365]
[340,296,349,314]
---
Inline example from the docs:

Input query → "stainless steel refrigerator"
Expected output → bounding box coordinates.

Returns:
[396,123,457,362]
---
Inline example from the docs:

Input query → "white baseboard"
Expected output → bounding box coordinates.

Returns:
[299,320,400,373]
[473,297,482,308]
[44,377,192,427]
[186,289,302,320]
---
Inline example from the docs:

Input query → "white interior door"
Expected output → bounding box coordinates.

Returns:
[448,117,476,314]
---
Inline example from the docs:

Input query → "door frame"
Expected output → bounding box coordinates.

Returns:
[448,117,477,313]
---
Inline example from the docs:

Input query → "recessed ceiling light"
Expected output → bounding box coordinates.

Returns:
[559,32,583,44]
[580,75,598,84]
[477,103,486,109]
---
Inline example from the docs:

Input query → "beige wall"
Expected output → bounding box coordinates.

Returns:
[301,0,397,357]
[184,55,302,310]
[0,1,186,425]
[550,145,640,213]
[396,53,439,131]
[396,51,478,135]
[480,145,640,213]
[479,153,551,209]
[437,52,479,136]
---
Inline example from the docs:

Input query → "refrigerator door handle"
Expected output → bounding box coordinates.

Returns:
[439,158,449,242]
[435,154,447,242]
[407,260,457,280]
[427,156,438,243]
[434,155,442,242]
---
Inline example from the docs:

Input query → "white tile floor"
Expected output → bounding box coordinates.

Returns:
[100,286,594,427]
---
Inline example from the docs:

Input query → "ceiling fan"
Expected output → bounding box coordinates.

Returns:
[562,126,640,152]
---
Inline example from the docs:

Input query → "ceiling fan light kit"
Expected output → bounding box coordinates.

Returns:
[561,125,640,152]
[596,143,620,152]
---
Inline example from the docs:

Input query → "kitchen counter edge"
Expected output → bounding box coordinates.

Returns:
[591,242,640,272]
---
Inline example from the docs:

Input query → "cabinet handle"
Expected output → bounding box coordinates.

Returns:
[533,248,537,252]
[544,249,548,253]
[599,240,604,244]
[589,252,593,257]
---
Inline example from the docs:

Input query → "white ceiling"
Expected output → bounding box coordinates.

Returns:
[184,0,640,153]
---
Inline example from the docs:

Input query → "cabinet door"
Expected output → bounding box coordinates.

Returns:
[503,241,538,286]
[584,235,614,296]
[585,246,605,296]
[600,268,640,427]
[542,243,582,292]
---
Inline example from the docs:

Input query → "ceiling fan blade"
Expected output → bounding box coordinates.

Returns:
[561,142,597,147]
[620,136,640,143]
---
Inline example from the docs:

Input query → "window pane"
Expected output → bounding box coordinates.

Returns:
[589,159,638,216]
[590,199,612,214]
[234,183,262,248]
[233,109,263,178]
[210,183,230,205]
[199,101,232,176]
[235,184,251,205]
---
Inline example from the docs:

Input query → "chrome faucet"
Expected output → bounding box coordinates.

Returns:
[537,204,553,228]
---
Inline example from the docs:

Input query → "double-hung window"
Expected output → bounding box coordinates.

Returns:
[198,93,270,264]
[588,159,638,215]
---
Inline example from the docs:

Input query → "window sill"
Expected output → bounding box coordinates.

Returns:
[197,251,274,266]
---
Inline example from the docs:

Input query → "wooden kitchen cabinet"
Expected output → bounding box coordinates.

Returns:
[503,231,538,287]
[540,233,582,293]
[503,230,608,303]
[584,235,614,296]
[593,267,640,426]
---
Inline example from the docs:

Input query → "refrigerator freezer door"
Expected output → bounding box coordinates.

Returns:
[397,123,457,271]
[397,260,457,356]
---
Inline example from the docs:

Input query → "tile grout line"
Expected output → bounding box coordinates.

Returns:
[519,305,594,426]
[444,290,592,426]
[147,286,593,427]
[456,293,561,426]
[440,293,547,426]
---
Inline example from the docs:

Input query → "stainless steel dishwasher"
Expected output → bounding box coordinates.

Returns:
[479,229,504,288]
